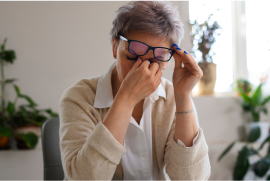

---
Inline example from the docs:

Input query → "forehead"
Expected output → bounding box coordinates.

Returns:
[122,31,171,49]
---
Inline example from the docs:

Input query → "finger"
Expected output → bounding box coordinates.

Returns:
[170,46,184,69]
[139,58,151,70]
[130,56,142,71]
[174,47,197,65]
[154,62,166,76]
[149,62,160,73]
[172,46,200,72]
[182,63,203,78]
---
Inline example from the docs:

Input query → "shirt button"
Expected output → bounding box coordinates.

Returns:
[141,153,147,158]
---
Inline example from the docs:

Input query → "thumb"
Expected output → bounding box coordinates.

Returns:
[130,56,142,71]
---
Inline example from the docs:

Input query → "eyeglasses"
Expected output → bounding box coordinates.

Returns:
[119,35,175,62]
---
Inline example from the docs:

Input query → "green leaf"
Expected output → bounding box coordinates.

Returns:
[240,91,251,103]
[233,145,250,180]
[248,125,261,143]
[0,126,12,137]
[0,50,16,63]
[258,133,270,151]
[251,84,262,106]
[217,140,237,162]
[247,147,259,156]
[13,84,21,96]
[253,158,270,177]
[5,78,17,84]
[261,96,270,107]
[6,101,15,116]
[1,38,7,51]
[263,107,268,115]
[242,102,251,112]
[268,143,270,155]
[20,132,38,149]
[44,109,58,117]
[252,112,260,122]
[0,78,17,84]
[19,94,37,107]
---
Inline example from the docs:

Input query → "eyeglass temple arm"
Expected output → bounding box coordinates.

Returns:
[119,35,128,42]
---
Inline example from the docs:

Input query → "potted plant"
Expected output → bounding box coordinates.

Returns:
[238,77,270,143]
[9,84,58,149]
[0,38,58,149]
[218,125,270,180]
[235,79,253,97]
[0,38,15,149]
[190,13,221,95]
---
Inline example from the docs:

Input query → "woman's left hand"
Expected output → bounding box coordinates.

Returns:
[171,45,203,96]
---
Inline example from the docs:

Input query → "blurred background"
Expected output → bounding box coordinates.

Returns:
[0,1,270,180]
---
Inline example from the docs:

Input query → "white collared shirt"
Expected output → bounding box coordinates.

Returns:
[93,61,200,180]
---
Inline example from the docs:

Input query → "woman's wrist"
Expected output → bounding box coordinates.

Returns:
[115,89,137,110]
[174,94,193,112]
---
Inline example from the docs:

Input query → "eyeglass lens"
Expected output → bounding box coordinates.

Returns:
[129,41,172,61]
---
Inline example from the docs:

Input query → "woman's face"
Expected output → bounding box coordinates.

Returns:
[112,31,171,84]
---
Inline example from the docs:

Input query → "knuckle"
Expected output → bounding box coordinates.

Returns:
[150,81,156,89]
[145,71,152,78]
[142,68,148,74]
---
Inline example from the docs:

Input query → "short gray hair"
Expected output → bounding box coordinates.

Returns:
[110,1,184,45]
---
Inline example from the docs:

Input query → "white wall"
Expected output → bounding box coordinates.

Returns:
[0,1,190,113]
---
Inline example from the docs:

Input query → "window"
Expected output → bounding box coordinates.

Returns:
[245,1,270,95]
[189,1,233,93]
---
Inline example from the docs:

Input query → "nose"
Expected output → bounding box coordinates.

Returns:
[137,49,159,64]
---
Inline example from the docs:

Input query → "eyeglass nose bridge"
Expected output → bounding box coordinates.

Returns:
[141,46,156,56]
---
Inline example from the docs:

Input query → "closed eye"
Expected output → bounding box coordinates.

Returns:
[126,56,137,61]
[127,56,158,63]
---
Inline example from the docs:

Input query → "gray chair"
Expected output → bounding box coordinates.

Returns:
[41,117,64,180]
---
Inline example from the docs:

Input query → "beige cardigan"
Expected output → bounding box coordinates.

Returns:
[59,76,211,180]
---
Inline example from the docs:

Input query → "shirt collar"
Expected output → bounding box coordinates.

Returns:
[93,61,166,108]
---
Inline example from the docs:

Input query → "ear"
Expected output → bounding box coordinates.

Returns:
[112,39,118,59]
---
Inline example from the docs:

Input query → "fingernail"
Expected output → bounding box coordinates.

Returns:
[176,48,181,50]
[184,51,188,55]
[173,44,179,47]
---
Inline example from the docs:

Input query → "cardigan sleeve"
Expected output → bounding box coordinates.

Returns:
[177,130,199,148]
[59,88,126,180]
[164,98,211,180]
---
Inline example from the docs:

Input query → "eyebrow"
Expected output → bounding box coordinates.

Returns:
[120,35,171,49]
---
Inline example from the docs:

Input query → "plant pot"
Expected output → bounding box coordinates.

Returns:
[14,125,41,149]
[197,62,217,95]
[0,135,11,150]
[245,122,270,143]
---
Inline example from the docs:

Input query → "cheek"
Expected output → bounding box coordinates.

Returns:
[116,59,134,82]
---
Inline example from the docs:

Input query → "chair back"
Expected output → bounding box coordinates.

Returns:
[41,117,64,180]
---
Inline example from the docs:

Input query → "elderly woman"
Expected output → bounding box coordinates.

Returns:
[59,1,211,180]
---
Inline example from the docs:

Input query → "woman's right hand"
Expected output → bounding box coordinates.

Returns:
[117,57,165,106]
